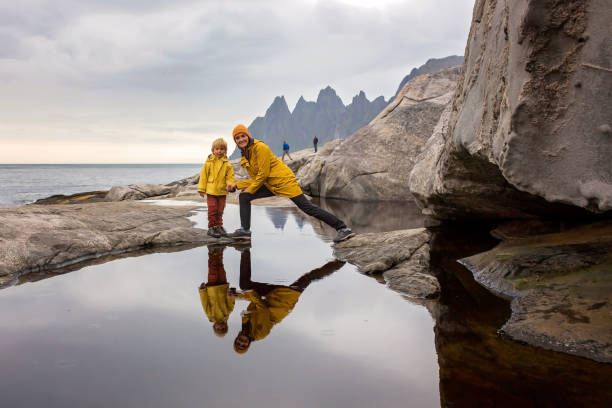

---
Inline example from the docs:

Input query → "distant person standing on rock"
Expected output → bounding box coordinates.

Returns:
[226,124,354,243]
[281,140,293,161]
[313,135,318,152]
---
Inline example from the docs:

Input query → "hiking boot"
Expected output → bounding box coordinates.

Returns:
[217,226,228,236]
[333,228,355,243]
[207,227,221,238]
[228,228,252,240]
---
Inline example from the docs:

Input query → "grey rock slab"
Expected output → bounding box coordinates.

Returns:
[105,184,178,201]
[0,202,233,287]
[382,244,439,299]
[333,228,437,298]
[296,139,345,196]
[459,220,612,363]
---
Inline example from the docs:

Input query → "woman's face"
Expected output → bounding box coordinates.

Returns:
[234,132,249,149]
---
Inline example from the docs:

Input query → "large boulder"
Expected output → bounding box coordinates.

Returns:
[295,139,344,195]
[409,0,612,220]
[298,67,461,201]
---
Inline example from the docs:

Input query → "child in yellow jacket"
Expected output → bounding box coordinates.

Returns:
[198,246,235,337]
[198,138,235,238]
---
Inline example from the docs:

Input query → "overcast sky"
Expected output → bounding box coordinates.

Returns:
[0,0,475,163]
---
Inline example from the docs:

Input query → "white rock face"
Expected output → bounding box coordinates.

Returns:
[298,67,461,201]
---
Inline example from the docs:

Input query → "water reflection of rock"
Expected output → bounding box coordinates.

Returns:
[460,220,612,363]
[316,197,425,233]
[429,228,612,407]
[265,207,289,230]
[291,197,426,241]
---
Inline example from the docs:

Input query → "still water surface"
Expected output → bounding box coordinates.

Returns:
[0,204,439,407]
[2,200,611,407]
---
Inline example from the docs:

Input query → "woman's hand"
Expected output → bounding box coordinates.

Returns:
[198,192,206,198]
[226,183,237,192]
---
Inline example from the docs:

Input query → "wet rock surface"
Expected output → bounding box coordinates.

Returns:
[0,202,235,287]
[460,220,612,363]
[333,228,439,298]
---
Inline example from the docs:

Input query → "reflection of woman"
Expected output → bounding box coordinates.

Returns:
[227,124,354,243]
[233,248,344,354]
[198,246,235,337]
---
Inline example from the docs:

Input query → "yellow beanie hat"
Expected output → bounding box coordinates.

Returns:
[232,124,250,141]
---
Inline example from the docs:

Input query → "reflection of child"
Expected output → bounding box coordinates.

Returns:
[233,249,344,354]
[198,246,235,337]
[197,138,235,238]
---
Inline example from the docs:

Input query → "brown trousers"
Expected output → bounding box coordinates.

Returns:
[206,194,226,228]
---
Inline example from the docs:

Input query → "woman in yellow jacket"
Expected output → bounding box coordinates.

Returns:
[227,124,354,243]
[232,248,344,354]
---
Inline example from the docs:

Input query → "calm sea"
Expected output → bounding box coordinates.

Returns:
[0,164,203,208]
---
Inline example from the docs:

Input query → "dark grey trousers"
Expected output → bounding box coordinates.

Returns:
[238,186,346,231]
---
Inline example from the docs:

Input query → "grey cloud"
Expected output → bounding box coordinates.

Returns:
[0,0,475,161]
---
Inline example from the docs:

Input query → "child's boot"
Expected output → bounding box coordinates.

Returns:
[207,227,221,238]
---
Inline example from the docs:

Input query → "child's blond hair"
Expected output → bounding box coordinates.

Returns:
[211,138,228,153]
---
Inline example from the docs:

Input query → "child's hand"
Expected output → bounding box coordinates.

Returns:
[226,183,237,192]
[198,192,206,198]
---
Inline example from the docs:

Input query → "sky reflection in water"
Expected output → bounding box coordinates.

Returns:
[0,204,439,408]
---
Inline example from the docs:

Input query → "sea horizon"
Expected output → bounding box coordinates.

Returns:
[0,163,204,208]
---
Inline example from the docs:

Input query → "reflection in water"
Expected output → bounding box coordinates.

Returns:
[269,197,427,241]
[2,202,610,407]
[233,248,344,354]
[198,246,235,337]
[429,227,612,407]
[314,197,425,233]
[265,207,289,230]
[0,205,441,407]
[294,212,306,230]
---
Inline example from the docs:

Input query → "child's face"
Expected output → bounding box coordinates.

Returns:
[213,146,226,158]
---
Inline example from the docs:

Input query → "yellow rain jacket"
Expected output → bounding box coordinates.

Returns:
[197,154,235,196]
[240,287,301,341]
[235,140,302,197]
[199,283,235,323]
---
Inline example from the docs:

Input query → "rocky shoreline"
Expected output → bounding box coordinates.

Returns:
[0,201,230,288]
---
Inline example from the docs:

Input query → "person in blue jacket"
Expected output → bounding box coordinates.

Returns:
[281,140,293,161]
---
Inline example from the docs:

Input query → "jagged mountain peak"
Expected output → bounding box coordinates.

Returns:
[317,86,340,100]
[351,91,368,104]
[265,95,291,118]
